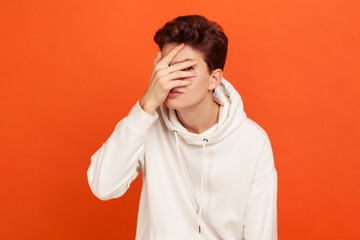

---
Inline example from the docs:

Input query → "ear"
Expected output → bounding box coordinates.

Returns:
[208,69,223,91]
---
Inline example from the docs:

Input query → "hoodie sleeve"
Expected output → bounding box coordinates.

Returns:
[244,137,278,240]
[87,100,158,201]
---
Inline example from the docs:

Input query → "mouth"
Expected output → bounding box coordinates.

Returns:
[167,88,184,98]
[170,88,183,93]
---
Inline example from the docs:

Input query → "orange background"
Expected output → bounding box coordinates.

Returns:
[1,0,359,239]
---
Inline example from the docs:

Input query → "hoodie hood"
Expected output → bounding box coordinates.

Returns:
[159,77,247,145]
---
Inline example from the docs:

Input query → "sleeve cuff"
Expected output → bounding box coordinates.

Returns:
[123,100,158,135]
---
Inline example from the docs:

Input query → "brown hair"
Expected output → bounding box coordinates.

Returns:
[154,15,228,75]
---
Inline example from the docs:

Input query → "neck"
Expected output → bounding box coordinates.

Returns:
[175,92,220,134]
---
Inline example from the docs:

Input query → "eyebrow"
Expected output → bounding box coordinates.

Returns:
[169,58,194,66]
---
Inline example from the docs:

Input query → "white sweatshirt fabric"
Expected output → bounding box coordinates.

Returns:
[87,77,278,240]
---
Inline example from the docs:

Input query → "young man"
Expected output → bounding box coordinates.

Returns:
[87,15,278,240]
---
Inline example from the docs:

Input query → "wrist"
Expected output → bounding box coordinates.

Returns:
[139,97,157,115]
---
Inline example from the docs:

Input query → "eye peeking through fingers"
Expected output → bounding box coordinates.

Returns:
[182,66,194,71]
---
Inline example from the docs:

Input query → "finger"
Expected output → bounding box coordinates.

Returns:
[165,70,197,81]
[168,79,192,90]
[167,60,197,73]
[151,51,163,79]
[153,51,162,66]
[158,43,185,66]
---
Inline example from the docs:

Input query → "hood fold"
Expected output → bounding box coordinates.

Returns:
[160,77,247,145]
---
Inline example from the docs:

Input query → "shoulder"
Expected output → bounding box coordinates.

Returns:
[240,117,271,146]
[242,117,276,178]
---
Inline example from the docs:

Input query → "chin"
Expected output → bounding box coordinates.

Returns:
[165,99,187,110]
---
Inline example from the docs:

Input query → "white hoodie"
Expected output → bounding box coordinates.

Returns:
[87,77,278,240]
